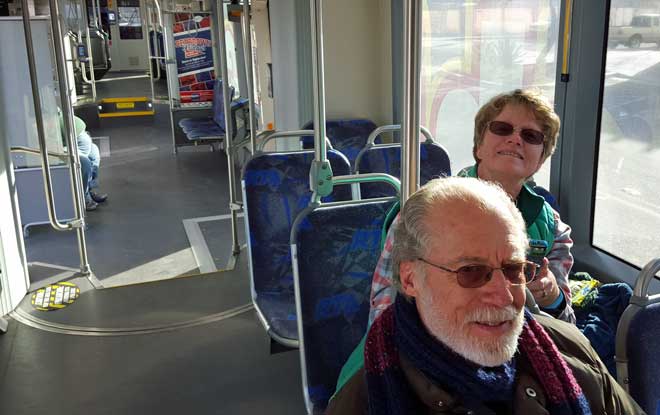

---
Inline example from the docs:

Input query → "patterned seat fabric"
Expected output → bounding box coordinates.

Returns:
[178,79,234,140]
[291,200,395,412]
[356,142,451,198]
[242,150,352,343]
[625,301,660,414]
[301,119,378,168]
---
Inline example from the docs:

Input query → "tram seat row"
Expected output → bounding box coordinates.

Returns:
[242,120,451,413]
[291,198,396,413]
[615,258,660,415]
[241,148,353,347]
[300,119,380,168]
[353,125,451,199]
[178,79,248,141]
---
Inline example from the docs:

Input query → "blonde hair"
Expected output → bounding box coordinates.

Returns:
[473,89,560,165]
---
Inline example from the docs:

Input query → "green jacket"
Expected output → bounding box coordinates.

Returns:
[458,165,555,256]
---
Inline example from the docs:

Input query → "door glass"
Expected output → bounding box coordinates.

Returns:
[593,1,660,268]
[421,0,561,188]
[117,0,143,39]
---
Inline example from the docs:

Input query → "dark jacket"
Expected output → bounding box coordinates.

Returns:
[325,314,645,415]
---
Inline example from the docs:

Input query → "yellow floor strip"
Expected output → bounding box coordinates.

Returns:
[101,97,149,103]
[99,110,155,118]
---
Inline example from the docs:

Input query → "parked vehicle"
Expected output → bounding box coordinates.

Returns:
[609,14,660,48]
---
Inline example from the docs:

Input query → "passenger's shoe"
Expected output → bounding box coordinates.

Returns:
[90,191,108,203]
[85,199,98,211]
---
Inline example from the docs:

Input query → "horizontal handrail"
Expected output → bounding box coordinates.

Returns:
[366,124,434,146]
[95,74,150,83]
[10,146,69,161]
[256,129,333,152]
[632,257,660,299]
[331,173,401,194]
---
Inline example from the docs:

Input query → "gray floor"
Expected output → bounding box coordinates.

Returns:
[24,101,241,284]
[4,77,307,413]
[0,313,304,415]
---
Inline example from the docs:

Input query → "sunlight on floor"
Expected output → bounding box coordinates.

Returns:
[102,248,198,288]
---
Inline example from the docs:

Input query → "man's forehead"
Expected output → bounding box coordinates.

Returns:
[424,202,524,262]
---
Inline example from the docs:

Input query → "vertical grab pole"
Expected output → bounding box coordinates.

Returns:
[241,0,257,154]
[144,0,156,104]
[82,0,98,101]
[20,0,67,231]
[309,0,332,202]
[311,0,326,163]
[400,0,422,208]
[47,0,92,275]
[217,0,240,254]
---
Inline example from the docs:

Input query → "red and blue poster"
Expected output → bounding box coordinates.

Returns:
[173,14,215,103]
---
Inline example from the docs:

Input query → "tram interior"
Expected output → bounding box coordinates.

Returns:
[2,0,660,414]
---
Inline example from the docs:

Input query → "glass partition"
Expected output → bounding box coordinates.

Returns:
[593,0,660,268]
[421,0,561,188]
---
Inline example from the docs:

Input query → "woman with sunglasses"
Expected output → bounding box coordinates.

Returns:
[369,89,575,325]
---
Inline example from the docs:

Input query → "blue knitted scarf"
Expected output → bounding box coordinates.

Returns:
[364,296,591,414]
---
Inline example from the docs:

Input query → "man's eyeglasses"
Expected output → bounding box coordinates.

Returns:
[416,258,538,289]
[487,120,545,146]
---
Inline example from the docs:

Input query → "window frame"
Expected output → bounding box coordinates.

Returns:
[553,0,660,290]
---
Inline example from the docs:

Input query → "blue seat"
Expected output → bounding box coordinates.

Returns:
[615,258,660,415]
[291,199,396,413]
[241,150,352,347]
[178,79,234,141]
[532,185,559,211]
[354,142,451,199]
[300,119,378,168]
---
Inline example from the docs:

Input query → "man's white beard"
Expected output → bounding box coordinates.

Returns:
[418,295,525,367]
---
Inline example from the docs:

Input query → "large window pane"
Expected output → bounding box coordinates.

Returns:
[421,0,560,188]
[593,1,660,268]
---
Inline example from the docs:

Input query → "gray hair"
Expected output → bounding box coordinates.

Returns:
[391,177,528,295]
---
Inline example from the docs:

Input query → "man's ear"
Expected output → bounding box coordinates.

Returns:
[400,261,419,298]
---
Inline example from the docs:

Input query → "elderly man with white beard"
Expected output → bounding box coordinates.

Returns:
[325,177,643,415]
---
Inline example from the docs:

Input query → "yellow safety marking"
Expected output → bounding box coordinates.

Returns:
[30,282,81,311]
[101,97,149,103]
[116,102,136,109]
[99,111,155,118]
[561,0,573,76]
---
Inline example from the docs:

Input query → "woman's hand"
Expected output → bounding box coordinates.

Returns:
[526,257,561,308]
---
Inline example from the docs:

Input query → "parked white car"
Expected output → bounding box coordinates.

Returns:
[609,14,660,48]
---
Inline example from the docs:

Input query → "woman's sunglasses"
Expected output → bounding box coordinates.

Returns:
[417,258,538,289]
[488,120,545,145]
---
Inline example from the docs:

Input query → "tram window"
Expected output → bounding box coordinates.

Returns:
[593,0,660,269]
[421,1,561,188]
[223,3,241,97]
[117,0,143,39]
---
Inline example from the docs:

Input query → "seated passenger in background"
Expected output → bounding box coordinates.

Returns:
[371,89,575,324]
[61,114,108,211]
[75,119,108,211]
[325,177,643,415]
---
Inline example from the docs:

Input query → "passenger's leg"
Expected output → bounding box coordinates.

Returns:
[88,164,108,203]
[80,155,97,211]
[87,142,108,203]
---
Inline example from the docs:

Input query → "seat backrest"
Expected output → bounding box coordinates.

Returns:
[212,79,235,130]
[355,141,451,199]
[618,300,660,414]
[242,150,352,302]
[532,185,560,211]
[291,199,396,413]
[300,119,378,167]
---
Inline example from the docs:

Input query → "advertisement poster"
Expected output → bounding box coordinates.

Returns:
[173,14,215,103]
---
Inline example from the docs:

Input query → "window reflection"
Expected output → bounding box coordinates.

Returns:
[421,0,560,187]
[593,1,660,268]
